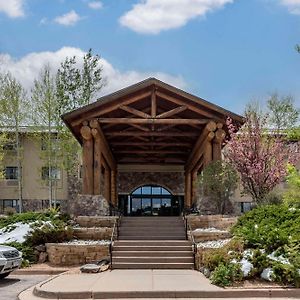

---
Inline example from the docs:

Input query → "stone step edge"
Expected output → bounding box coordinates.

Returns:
[32,286,300,299]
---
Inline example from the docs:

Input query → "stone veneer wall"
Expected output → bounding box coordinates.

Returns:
[117,172,184,195]
[22,199,68,213]
[68,194,110,217]
[73,227,113,240]
[76,216,118,227]
[46,243,109,266]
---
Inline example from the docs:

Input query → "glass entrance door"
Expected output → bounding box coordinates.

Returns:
[129,185,176,216]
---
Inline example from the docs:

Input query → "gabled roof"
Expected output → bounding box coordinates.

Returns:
[63,78,244,165]
[63,77,244,127]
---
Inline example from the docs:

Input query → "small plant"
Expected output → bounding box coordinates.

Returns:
[202,248,230,271]
[4,242,36,264]
[210,263,243,287]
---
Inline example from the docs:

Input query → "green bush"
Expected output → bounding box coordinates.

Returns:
[25,223,73,246]
[210,263,243,287]
[231,204,300,252]
[4,242,36,265]
[0,210,69,229]
[248,249,269,278]
[272,262,300,287]
[202,248,230,271]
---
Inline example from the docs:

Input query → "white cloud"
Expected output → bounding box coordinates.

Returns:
[0,0,25,18]
[88,1,103,10]
[119,0,233,34]
[0,47,186,97]
[54,10,82,26]
[279,0,300,14]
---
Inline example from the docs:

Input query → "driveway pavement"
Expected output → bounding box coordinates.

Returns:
[0,274,50,300]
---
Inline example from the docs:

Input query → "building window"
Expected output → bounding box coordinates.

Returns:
[3,142,16,151]
[41,167,61,180]
[1,199,19,213]
[5,167,19,180]
[241,202,252,213]
[41,136,60,151]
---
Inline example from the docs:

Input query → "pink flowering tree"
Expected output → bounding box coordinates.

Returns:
[225,110,298,204]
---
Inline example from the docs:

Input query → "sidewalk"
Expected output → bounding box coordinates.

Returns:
[19,269,300,299]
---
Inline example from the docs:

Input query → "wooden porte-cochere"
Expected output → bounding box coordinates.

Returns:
[63,78,243,210]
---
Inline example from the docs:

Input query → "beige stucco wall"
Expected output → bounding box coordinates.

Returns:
[0,134,68,203]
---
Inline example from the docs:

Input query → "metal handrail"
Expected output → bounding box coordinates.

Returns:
[109,215,121,270]
[183,213,197,269]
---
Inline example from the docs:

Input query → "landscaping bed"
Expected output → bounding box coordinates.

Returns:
[196,205,300,288]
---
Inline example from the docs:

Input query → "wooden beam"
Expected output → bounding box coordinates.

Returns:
[156,91,223,120]
[111,142,192,147]
[91,128,102,195]
[151,88,156,118]
[98,118,210,125]
[130,123,150,132]
[156,106,187,119]
[185,121,217,171]
[80,125,94,195]
[120,105,151,119]
[106,131,199,137]
[89,119,116,170]
[114,150,188,154]
[71,91,152,126]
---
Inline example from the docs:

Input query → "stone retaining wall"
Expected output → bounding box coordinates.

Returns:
[187,215,237,231]
[46,243,109,266]
[73,227,113,240]
[76,216,118,228]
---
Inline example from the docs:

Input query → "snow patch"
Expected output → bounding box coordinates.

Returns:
[0,222,32,243]
[193,227,228,233]
[267,252,290,265]
[239,258,253,277]
[197,239,231,249]
[261,268,274,281]
[58,240,111,245]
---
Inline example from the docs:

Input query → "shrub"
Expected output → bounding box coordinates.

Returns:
[25,223,73,246]
[248,249,269,277]
[4,242,36,265]
[210,263,243,287]
[202,248,230,271]
[231,204,300,252]
[272,262,300,287]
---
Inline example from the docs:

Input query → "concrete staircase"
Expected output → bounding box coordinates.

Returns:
[112,217,194,269]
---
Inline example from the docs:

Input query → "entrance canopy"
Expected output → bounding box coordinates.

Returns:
[62,78,243,208]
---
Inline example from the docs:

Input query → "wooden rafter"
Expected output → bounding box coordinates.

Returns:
[114,150,188,154]
[106,131,199,137]
[156,105,187,119]
[156,91,223,121]
[110,142,192,147]
[120,105,151,119]
[71,91,152,126]
[98,118,210,125]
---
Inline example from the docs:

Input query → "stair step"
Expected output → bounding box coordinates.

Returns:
[114,240,191,246]
[113,246,192,251]
[112,257,194,263]
[112,262,194,269]
[119,236,186,240]
[112,251,193,257]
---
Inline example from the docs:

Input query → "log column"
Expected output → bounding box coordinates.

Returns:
[203,132,215,168]
[80,123,94,194]
[91,128,102,195]
[213,128,226,161]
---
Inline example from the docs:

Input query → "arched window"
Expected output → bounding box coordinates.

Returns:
[129,185,173,216]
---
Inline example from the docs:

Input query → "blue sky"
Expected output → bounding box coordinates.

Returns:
[0,0,300,114]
